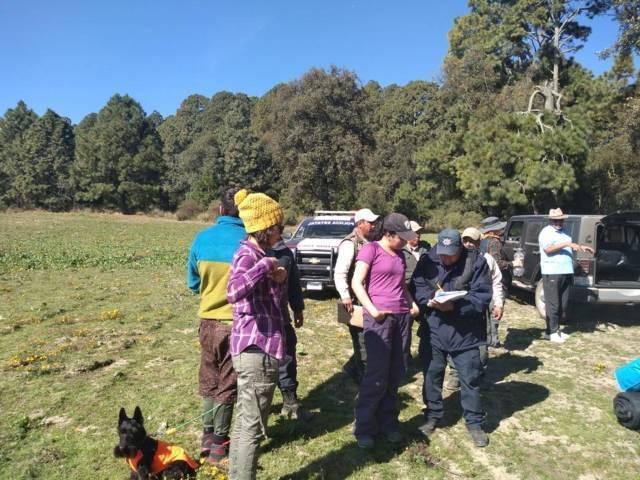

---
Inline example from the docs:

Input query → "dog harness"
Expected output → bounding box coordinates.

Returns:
[126,440,199,474]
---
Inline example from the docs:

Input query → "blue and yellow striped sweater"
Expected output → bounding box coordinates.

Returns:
[187,216,246,320]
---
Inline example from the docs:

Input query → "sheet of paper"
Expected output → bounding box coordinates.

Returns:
[432,290,467,303]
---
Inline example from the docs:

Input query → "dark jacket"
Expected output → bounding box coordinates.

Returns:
[402,240,431,284]
[267,241,305,322]
[410,248,492,351]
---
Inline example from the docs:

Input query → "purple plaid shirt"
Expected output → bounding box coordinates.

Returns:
[227,240,285,360]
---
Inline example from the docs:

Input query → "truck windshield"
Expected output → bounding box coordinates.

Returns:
[293,221,353,239]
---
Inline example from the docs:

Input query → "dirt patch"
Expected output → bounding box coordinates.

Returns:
[41,416,72,427]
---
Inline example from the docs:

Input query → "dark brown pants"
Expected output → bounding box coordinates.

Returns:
[199,320,237,403]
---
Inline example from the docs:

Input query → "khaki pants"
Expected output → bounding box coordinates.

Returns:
[229,349,279,480]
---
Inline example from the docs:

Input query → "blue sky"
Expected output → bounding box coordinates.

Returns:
[0,1,621,124]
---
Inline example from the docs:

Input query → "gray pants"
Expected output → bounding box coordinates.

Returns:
[229,349,279,480]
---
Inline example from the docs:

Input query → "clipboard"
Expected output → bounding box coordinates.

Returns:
[337,302,364,328]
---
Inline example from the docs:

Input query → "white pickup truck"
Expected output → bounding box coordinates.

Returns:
[284,210,355,292]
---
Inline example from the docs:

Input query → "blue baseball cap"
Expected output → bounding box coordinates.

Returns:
[436,228,462,255]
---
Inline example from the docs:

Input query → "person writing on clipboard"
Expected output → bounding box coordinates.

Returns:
[410,228,493,447]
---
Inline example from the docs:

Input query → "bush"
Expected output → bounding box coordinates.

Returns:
[175,199,203,221]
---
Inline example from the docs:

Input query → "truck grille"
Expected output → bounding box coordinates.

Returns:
[296,250,334,281]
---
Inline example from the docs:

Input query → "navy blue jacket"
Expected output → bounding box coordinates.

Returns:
[410,249,492,351]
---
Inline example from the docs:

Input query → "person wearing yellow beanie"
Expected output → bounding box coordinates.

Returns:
[233,189,284,234]
[226,189,287,480]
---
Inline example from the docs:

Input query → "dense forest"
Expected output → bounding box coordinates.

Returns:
[1,1,639,228]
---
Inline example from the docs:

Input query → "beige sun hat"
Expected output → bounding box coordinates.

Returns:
[548,208,569,220]
[461,227,481,241]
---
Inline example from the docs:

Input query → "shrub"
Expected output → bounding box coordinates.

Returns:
[175,199,203,221]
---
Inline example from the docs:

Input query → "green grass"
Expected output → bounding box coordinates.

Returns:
[1,211,639,479]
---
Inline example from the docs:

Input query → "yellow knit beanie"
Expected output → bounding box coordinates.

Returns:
[234,189,284,234]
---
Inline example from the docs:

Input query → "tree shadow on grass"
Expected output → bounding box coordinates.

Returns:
[438,352,543,428]
[265,359,423,454]
[563,304,640,334]
[483,380,549,433]
[275,403,428,480]
[503,327,545,351]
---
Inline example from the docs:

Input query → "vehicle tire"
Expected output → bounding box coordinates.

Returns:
[534,279,546,319]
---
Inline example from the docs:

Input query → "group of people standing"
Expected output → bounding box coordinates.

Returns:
[187,185,581,479]
[334,209,511,450]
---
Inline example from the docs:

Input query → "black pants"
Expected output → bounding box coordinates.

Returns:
[542,274,573,335]
[346,324,367,378]
[278,322,298,392]
[421,341,485,428]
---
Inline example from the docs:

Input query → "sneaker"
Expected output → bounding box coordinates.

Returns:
[549,332,566,343]
[418,418,439,437]
[543,333,551,340]
[560,331,571,339]
[385,430,403,443]
[468,428,489,447]
[356,434,375,449]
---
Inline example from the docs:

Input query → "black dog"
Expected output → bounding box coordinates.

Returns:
[114,406,199,480]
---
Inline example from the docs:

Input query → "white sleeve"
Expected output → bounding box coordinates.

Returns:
[485,253,504,307]
[334,241,355,300]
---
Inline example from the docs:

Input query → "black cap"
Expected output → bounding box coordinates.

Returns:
[382,213,418,241]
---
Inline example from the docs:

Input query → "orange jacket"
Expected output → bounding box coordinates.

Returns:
[126,440,199,474]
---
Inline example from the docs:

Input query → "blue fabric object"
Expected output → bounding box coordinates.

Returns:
[615,358,640,392]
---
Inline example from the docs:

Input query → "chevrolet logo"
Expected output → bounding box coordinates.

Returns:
[308,257,321,264]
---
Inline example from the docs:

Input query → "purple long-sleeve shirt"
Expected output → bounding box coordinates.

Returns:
[227,240,286,360]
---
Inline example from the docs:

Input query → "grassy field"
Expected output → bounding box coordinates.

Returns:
[1,211,639,480]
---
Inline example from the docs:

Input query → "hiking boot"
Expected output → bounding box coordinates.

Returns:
[385,430,403,443]
[356,434,375,449]
[418,418,439,437]
[204,436,230,464]
[468,428,489,448]
[281,390,311,421]
[200,432,215,456]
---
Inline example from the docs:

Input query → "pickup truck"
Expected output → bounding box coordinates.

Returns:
[285,211,355,292]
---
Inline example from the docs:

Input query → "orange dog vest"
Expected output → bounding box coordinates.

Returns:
[126,440,199,474]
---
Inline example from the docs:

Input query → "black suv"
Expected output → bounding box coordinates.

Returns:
[502,211,640,317]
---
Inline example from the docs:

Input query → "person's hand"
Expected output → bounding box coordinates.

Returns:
[410,303,420,318]
[293,310,304,328]
[371,308,391,322]
[270,266,288,284]
[341,298,353,314]
[492,305,503,321]
[579,245,594,254]
[430,300,454,312]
